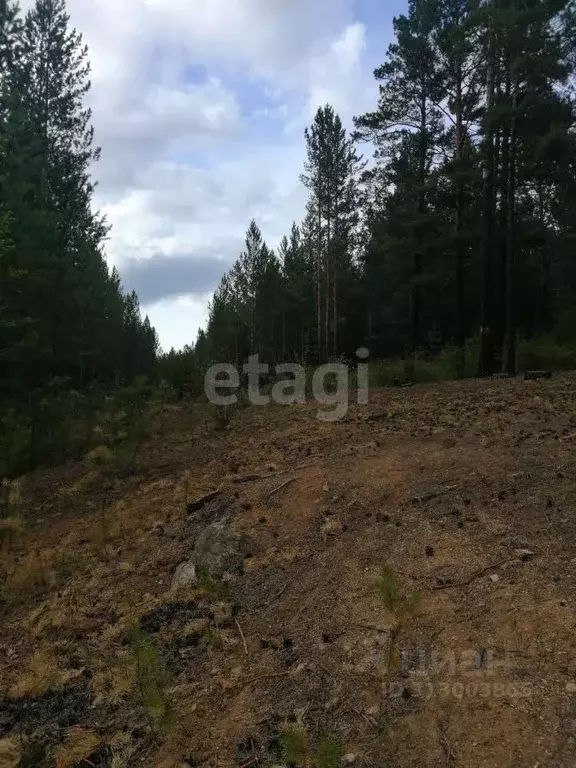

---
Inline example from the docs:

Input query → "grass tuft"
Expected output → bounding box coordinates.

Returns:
[127,626,171,735]
[0,737,21,768]
[280,722,308,766]
[10,649,72,699]
[315,736,345,768]
[376,566,421,670]
[55,728,102,768]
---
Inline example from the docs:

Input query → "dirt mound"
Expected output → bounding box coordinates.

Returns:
[2,376,576,766]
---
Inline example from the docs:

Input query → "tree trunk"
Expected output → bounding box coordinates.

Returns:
[454,51,466,378]
[478,0,497,376]
[505,76,518,375]
[333,266,338,358]
[494,57,511,371]
[317,206,322,364]
[411,88,427,367]
[536,184,551,332]
[325,219,330,363]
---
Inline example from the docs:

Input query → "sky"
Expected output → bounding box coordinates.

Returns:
[25,0,407,352]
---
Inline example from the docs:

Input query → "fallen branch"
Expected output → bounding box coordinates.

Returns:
[233,461,315,486]
[238,759,259,768]
[233,473,276,485]
[242,670,292,686]
[432,559,513,591]
[265,477,296,500]
[439,720,457,762]
[355,624,389,634]
[235,619,248,655]
[187,488,222,514]
[274,583,288,599]
[350,704,378,729]
[411,485,459,504]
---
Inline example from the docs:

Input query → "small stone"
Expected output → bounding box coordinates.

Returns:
[502,536,531,549]
[515,549,535,562]
[342,755,357,765]
[425,546,435,557]
[322,520,343,536]
[560,599,567,607]
[489,574,500,583]
[171,561,198,590]
[323,484,330,493]
[566,682,576,694]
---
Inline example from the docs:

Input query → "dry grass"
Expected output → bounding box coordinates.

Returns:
[3,376,576,767]
[54,728,102,768]
[8,649,74,699]
[0,737,21,768]
[109,732,137,768]
[1,551,54,610]
[91,656,138,708]
[0,516,26,552]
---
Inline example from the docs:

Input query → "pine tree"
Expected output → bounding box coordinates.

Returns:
[354,0,444,366]
[302,104,364,362]
[0,0,159,474]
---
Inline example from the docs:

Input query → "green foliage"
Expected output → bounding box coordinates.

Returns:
[376,566,421,618]
[172,0,576,381]
[195,566,229,600]
[280,723,308,767]
[376,566,421,671]
[128,627,171,734]
[0,0,158,478]
[203,627,225,651]
[517,337,576,373]
[0,515,25,553]
[0,409,32,477]
[51,551,84,582]
[314,736,344,768]
[86,445,115,471]
[0,480,26,553]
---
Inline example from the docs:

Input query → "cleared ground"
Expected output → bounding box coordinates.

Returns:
[2,375,576,767]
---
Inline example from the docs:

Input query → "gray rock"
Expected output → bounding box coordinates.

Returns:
[342,755,357,765]
[171,561,198,591]
[192,517,249,580]
[501,536,532,550]
[515,549,536,562]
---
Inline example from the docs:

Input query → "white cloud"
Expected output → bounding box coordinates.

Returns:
[20,0,385,350]
[142,294,212,354]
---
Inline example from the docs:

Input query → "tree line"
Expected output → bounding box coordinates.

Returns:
[163,0,576,393]
[0,0,158,474]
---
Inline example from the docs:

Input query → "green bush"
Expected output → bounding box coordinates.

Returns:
[369,338,480,388]
[517,336,576,372]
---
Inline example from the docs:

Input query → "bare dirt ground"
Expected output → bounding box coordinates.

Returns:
[2,375,576,768]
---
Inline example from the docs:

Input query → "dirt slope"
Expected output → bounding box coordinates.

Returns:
[2,376,576,768]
